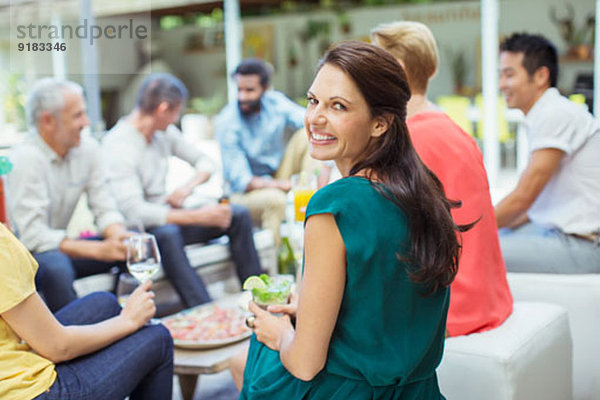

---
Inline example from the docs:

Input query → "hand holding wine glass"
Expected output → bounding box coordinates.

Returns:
[120,280,157,328]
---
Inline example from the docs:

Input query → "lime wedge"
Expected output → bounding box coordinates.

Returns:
[243,276,267,291]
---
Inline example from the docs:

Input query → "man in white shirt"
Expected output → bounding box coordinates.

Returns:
[8,78,130,312]
[104,74,262,308]
[496,33,600,273]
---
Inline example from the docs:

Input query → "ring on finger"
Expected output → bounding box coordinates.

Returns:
[245,315,256,329]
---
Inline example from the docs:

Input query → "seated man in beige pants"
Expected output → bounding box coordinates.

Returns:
[215,59,322,243]
[233,128,320,244]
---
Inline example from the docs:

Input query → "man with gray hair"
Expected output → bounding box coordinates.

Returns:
[104,73,263,308]
[7,78,130,312]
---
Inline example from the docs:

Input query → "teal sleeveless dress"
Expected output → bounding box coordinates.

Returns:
[240,177,449,399]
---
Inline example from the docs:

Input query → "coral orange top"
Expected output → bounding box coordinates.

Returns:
[407,111,513,336]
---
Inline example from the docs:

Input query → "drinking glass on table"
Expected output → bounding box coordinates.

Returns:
[126,233,161,283]
[292,172,317,222]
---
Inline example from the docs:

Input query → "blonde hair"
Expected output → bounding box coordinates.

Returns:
[371,21,438,95]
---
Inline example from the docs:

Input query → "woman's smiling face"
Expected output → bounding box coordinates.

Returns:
[305,63,388,176]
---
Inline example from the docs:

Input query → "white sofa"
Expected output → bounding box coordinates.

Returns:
[508,273,600,400]
[74,229,277,303]
[438,302,572,400]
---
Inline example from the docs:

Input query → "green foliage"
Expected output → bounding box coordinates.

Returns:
[305,20,331,40]
[188,94,226,116]
[160,16,184,31]
[446,47,468,91]
[3,74,27,131]
[360,0,439,5]
[571,17,595,45]
[160,8,223,31]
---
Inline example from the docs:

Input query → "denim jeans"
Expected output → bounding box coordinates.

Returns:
[499,222,600,273]
[33,238,126,312]
[149,204,263,308]
[34,292,173,400]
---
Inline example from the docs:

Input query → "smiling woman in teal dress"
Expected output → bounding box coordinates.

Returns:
[237,41,471,400]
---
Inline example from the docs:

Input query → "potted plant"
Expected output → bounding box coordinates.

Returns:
[550,4,595,60]
[338,12,352,35]
[447,48,468,95]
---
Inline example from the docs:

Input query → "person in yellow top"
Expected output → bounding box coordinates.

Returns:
[0,223,173,400]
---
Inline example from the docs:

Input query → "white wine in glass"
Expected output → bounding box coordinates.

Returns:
[126,233,161,283]
[126,234,161,325]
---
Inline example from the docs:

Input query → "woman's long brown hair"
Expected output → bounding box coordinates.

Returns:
[319,41,474,295]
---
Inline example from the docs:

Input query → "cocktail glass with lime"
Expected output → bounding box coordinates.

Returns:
[243,274,293,310]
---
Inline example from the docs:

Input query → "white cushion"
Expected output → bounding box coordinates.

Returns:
[438,302,572,400]
[508,273,600,400]
[73,229,276,297]
[182,229,274,272]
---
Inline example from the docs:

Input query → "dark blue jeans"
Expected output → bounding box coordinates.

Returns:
[34,239,125,313]
[34,292,173,400]
[149,204,263,308]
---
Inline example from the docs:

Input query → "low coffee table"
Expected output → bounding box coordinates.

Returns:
[171,293,250,400]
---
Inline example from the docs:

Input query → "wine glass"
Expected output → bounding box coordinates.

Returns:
[126,233,161,284]
[125,233,161,324]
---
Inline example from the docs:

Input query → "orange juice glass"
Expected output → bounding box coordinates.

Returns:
[294,189,315,221]
[292,172,317,222]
